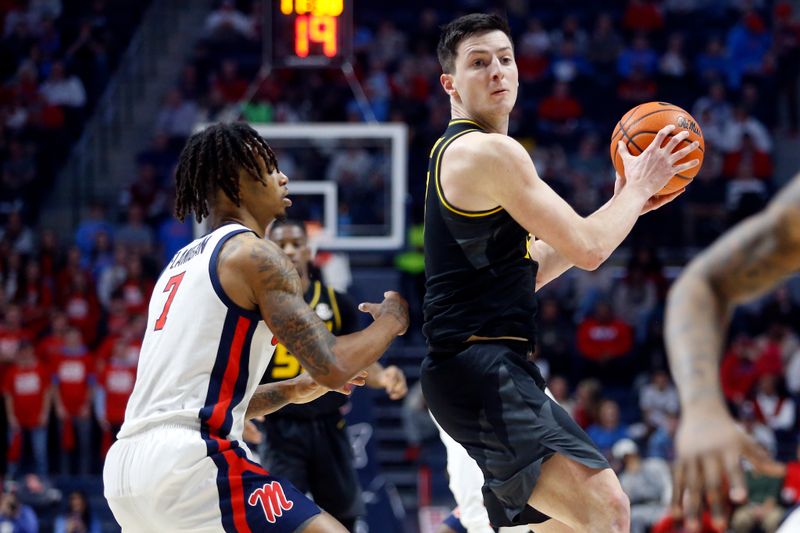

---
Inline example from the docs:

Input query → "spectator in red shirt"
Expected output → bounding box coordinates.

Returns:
[577,302,635,359]
[35,229,61,282]
[537,81,584,144]
[52,327,94,475]
[93,294,130,371]
[118,255,154,316]
[571,378,602,429]
[622,0,664,36]
[516,40,549,85]
[0,305,34,387]
[577,301,635,383]
[16,259,54,337]
[95,313,142,382]
[753,373,796,440]
[0,304,32,355]
[617,66,658,109]
[212,59,248,104]
[55,245,91,304]
[721,334,761,407]
[3,341,51,480]
[60,272,101,346]
[35,310,69,368]
[97,337,138,443]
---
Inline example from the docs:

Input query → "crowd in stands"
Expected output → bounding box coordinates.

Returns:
[102,0,800,252]
[0,0,799,531]
[0,0,149,221]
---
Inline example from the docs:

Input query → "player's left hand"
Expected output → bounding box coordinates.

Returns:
[614,172,686,215]
[243,420,263,444]
[380,365,408,400]
[291,371,368,404]
[672,409,772,530]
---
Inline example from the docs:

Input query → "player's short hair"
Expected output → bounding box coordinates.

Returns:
[270,219,307,238]
[437,13,512,74]
[174,122,279,223]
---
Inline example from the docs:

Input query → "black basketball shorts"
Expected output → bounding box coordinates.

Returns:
[421,341,609,527]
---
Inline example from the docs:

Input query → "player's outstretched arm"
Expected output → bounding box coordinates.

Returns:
[473,125,697,274]
[530,172,685,290]
[242,238,408,390]
[245,371,367,419]
[364,362,408,400]
[665,173,800,526]
[666,173,800,405]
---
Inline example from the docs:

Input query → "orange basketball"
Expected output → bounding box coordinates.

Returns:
[610,101,704,196]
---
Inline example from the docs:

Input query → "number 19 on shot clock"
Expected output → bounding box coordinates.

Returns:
[267,0,353,68]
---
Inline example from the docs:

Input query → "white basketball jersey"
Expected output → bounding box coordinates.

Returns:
[119,224,275,447]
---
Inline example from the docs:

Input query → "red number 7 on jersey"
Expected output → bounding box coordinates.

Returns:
[154,272,186,331]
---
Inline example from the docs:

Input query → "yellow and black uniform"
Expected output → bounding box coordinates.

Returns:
[422,119,538,348]
[261,280,364,526]
[420,120,609,527]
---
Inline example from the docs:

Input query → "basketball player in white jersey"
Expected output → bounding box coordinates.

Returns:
[665,171,800,532]
[102,122,409,532]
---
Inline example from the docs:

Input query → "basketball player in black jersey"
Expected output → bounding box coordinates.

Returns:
[420,14,700,533]
[261,219,408,531]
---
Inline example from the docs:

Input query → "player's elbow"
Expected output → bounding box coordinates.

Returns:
[570,222,608,270]
[574,247,607,271]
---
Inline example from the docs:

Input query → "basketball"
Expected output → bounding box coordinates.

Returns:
[610,102,705,196]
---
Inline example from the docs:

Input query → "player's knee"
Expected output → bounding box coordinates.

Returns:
[589,479,629,533]
[580,472,629,533]
[606,486,630,533]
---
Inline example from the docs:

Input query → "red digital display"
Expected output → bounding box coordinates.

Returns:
[268,0,352,68]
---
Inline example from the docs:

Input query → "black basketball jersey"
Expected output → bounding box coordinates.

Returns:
[422,119,539,349]
[262,280,358,418]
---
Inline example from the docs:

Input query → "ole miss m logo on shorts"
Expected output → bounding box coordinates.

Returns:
[248,481,294,523]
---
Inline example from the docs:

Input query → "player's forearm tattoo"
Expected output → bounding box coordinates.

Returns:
[666,178,800,406]
[245,383,291,418]
[268,294,336,376]
[250,242,302,295]
[666,277,727,404]
[251,241,337,376]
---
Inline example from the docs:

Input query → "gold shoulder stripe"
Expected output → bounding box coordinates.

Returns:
[449,119,484,128]
[434,130,504,218]
[327,286,342,331]
[308,280,322,308]
[429,136,445,158]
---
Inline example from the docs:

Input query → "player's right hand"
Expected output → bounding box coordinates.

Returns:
[291,370,368,405]
[617,124,700,199]
[672,409,772,531]
[358,291,409,335]
[613,172,686,215]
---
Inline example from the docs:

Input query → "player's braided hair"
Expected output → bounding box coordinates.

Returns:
[174,122,279,223]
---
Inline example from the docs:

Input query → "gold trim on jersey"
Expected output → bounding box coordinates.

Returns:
[433,129,504,217]
[309,280,322,308]
[327,286,342,331]
[448,119,485,128]
[428,136,445,158]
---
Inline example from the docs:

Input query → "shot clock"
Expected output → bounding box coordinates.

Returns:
[266,0,353,68]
